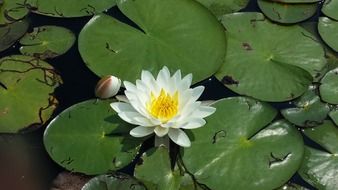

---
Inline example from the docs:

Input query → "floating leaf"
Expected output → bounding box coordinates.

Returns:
[0,0,29,25]
[318,17,338,52]
[82,173,146,190]
[19,25,76,59]
[181,97,304,190]
[195,0,249,17]
[298,121,338,190]
[79,0,226,83]
[322,0,338,20]
[0,19,29,52]
[216,12,326,102]
[258,0,317,24]
[0,55,61,133]
[135,147,183,190]
[281,85,330,127]
[44,99,143,175]
[319,67,338,104]
[24,0,116,18]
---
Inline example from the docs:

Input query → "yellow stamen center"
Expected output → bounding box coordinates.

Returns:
[147,89,179,122]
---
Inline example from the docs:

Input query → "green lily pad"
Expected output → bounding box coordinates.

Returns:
[134,146,199,190]
[329,109,338,126]
[24,0,116,18]
[194,0,249,18]
[318,17,338,52]
[0,19,29,52]
[267,0,319,2]
[19,25,76,59]
[0,55,61,133]
[215,12,326,102]
[181,97,304,190]
[79,0,226,83]
[0,0,29,25]
[44,99,143,175]
[82,173,146,190]
[281,85,330,127]
[258,0,318,24]
[322,0,338,20]
[319,67,338,104]
[298,121,338,190]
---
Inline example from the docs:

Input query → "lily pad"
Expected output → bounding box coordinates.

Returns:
[19,25,76,59]
[318,17,338,52]
[79,0,226,83]
[215,12,326,102]
[24,0,116,18]
[322,0,338,20]
[181,97,304,190]
[258,0,318,24]
[194,0,249,17]
[0,19,29,52]
[329,109,338,126]
[134,146,199,190]
[319,67,338,104]
[281,85,330,127]
[298,121,338,190]
[0,55,61,133]
[82,173,146,190]
[44,99,143,175]
[0,0,29,25]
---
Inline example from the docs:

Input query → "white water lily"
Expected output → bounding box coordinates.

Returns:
[110,67,216,147]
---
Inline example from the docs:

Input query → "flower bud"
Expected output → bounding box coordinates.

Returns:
[95,75,121,99]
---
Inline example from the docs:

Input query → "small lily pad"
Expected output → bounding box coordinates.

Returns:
[318,17,338,52]
[181,97,304,190]
[298,121,338,190]
[19,25,76,59]
[82,173,146,190]
[24,0,116,18]
[319,67,338,104]
[258,0,318,24]
[322,0,338,20]
[0,0,29,25]
[195,0,249,17]
[0,55,61,133]
[134,146,199,190]
[0,19,29,52]
[281,85,330,127]
[216,12,326,102]
[79,0,226,83]
[44,99,143,175]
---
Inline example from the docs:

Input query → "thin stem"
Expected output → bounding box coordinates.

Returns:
[154,135,170,148]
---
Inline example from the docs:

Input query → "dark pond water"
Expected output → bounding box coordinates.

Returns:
[0,0,331,189]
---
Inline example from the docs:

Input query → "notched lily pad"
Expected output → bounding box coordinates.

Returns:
[258,0,318,24]
[281,85,330,127]
[195,0,249,18]
[318,17,338,52]
[0,0,29,25]
[0,18,29,52]
[0,55,61,133]
[19,25,76,59]
[321,0,338,20]
[216,12,326,102]
[24,0,116,18]
[319,67,338,104]
[82,173,146,190]
[298,121,338,190]
[44,99,143,175]
[79,0,226,83]
[181,97,304,190]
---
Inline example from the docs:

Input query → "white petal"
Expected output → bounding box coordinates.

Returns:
[130,126,154,137]
[191,86,205,101]
[192,106,216,118]
[118,112,152,126]
[177,73,192,91]
[116,95,129,103]
[156,66,171,88]
[168,129,191,147]
[180,118,206,129]
[154,126,169,137]
[110,102,135,113]
[123,81,137,92]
